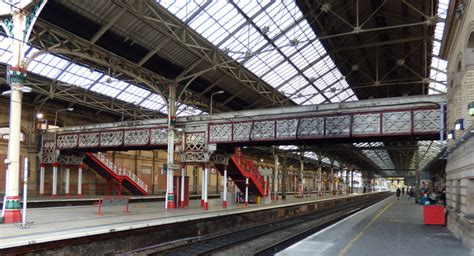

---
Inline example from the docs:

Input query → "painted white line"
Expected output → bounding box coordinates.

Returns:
[284,196,393,250]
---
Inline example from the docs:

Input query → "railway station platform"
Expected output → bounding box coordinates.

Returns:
[0,192,385,254]
[279,195,472,256]
[0,194,221,208]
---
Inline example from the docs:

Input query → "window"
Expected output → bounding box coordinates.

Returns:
[467,32,474,48]
[0,127,26,142]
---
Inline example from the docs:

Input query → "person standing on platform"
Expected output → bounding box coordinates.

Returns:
[402,187,405,196]
[408,187,415,200]
[396,187,401,200]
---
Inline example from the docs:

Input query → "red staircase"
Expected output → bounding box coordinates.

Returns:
[215,148,267,197]
[84,152,149,196]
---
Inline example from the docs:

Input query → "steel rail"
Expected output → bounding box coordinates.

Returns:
[119,192,391,255]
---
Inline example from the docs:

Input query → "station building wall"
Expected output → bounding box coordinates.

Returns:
[444,0,474,249]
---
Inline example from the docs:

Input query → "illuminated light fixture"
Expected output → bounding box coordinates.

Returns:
[468,101,474,116]
[455,119,464,131]
[447,130,455,140]
[260,159,264,162]
[36,113,44,119]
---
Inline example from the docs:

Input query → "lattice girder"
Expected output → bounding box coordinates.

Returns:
[150,128,168,145]
[185,132,206,151]
[124,129,150,146]
[276,119,298,139]
[79,133,100,148]
[251,120,275,140]
[413,109,440,132]
[56,134,78,149]
[42,141,56,163]
[209,123,232,143]
[326,115,351,136]
[383,111,411,134]
[233,122,252,141]
[100,131,124,147]
[298,117,325,137]
[352,113,380,135]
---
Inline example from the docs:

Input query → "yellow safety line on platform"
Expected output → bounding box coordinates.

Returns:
[339,198,396,256]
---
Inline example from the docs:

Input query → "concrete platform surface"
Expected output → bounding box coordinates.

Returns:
[279,196,473,256]
[0,193,351,249]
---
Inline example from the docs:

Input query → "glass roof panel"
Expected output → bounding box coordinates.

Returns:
[158,1,357,105]
[0,35,12,64]
[27,50,70,79]
[141,93,167,112]
[57,63,102,89]
[417,140,444,171]
[159,0,205,21]
[354,142,395,170]
[176,103,204,116]
[0,34,200,117]
[305,94,326,105]
[428,0,449,94]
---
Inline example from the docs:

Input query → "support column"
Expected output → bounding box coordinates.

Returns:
[77,163,83,196]
[245,177,249,206]
[351,168,354,194]
[298,152,304,197]
[52,162,59,197]
[2,0,47,224]
[317,164,322,196]
[193,165,198,195]
[39,163,45,196]
[345,167,349,193]
[282,154,288,200]
[415,147,420,191]
[330,166,334,196]
[223,165,228,208]
[201,166,205,207]
[215,171,219,194]
[272,148,278,200]
[180,164,185,208]
[165,84,177,209]
[204,164,209,210]
[65,167,70,196]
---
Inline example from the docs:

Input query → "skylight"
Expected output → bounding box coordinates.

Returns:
[413,140,444,171]
[0,34,204,117]
[354,142,395,170]
[428,0,449,94]
[158,1,358,105]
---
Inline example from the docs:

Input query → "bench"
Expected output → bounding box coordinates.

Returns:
[97,197,130,216]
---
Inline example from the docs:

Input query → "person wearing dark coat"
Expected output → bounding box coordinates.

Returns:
[396,187,401,200]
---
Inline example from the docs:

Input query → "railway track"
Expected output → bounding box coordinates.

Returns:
[118,193,390,256]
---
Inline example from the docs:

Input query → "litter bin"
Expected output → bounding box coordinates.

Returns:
[423,205,445,225]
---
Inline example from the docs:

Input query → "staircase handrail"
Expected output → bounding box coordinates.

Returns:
[93,153,148,192]
[233,150,265,194]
